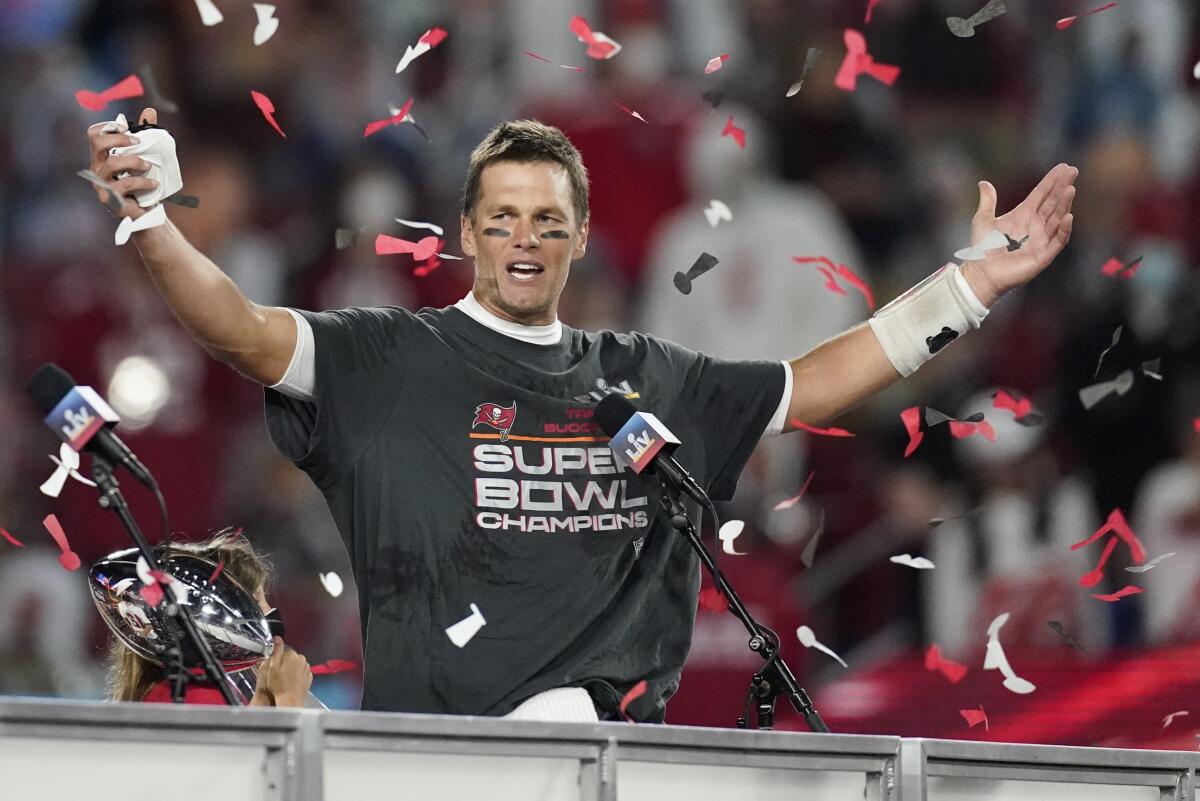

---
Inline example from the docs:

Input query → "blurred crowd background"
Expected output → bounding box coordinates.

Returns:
[1,0,1199,746]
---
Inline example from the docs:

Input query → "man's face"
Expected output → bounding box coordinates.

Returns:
[461,160,588,325]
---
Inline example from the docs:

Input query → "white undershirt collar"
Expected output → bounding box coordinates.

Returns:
[455,292,563,346]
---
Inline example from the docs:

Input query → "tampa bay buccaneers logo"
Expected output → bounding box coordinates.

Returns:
[472,401,517,442]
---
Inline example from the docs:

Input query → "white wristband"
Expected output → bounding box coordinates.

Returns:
[867,263,988,377]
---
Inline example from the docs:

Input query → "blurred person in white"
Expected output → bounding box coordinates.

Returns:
[924,389,1104,657]
[1134,379,1200,643]
[638,107,865,518]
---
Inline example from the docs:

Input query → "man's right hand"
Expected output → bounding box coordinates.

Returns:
[86,105,161,220]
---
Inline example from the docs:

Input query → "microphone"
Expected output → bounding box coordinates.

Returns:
[594,394,708,506]
[26,363,157,489]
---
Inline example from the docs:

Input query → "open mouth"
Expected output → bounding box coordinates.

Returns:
[506,261,545,282]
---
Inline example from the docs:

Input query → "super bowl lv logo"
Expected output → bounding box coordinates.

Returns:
[473,401,517,442]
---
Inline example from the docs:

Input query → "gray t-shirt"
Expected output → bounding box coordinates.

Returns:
[264,304,784,720]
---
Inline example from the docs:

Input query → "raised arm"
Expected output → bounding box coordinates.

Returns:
[784,163,1077,430]
[87,107,296,386]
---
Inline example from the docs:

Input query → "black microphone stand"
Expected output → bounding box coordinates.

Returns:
[90,453,239,705]
[659,480,829,732]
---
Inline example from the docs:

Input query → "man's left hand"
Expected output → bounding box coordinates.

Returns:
[961,163,1078,307]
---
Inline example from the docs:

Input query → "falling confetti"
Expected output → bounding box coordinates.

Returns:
[40,442,97,497]
[115,204,167,245]
[948,418,996,442]
[800,509,826,568]
[413,255,441,277]
[793,256,873,307]
[192,0,223,26]
[376,233,440,261]
[1140,358,1162,381]
[252,3,278,46]
[836,263,875,309]
[698,586,728,612]
[363,97,414,138]
[926,408,984,427]
[43,514,80,571]
[674,252,719,295]
[395,218,444,236]
[786,48,822,97]
[901,406,924,457]
[1072,508,1147,586]
[619,679,648,721]
[704,53,729,74]
[925,644,968,683]
[718,519,746,556]
[569,16,622,60]
[614,101,648,124]
[721,115,745,149]
[311,659,358,675]
[703,199,732,228]
[1091,585,1143,602]
[1125,552,1178,573]
[983,613,1036,694]
[960,706,989,729]
[992,390,1041,425]
[774,470,815,511]
[1056,1,1118,30]
[1079,370,1134,410]
[1094,326,1123,379]
[250,90,286,137]
[929,506,983,527]
[790,420,854,437]
[954,227,1010,261]
[395,27,448,73]
[523,51,584,71]
[445,602,486,647]
[796,625,848,668]
[1162,710,1188,729]
[1,528,25,548]
[319,571,344,597]
[207,561,225,584]
[946,0,1007,37]
[1047,620,1087,652]
[834,29,900,92]
[75,74,144,112]
[1100,255,1143,279]
[890,554,935,569]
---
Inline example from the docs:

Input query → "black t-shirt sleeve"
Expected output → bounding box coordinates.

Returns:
[264,306,414,489]
[665,341,787,502]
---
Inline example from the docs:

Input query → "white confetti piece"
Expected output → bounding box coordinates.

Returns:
[1125,552,1178,573]
[252,4,278,46]
[193,0,223,26]
[718,519,745,556]
[395,28,447,74]
[890,553,935,569]
[796,625,847,668]
[703,199,732,228]
[115,204,167,245]
[39,443,96,497]
[1163,710,1188,729]
[446,602,486,647]
[1079,369,1134,410]
[395,218,445,236]
[954,227,1009,261]
[983,612,1036,694]
[319,571,344,597]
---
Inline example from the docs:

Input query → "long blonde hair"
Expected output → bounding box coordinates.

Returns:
[106,528,270,702]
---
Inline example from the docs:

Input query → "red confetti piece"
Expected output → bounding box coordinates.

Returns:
[1072,508,1147,567]
[523,51,584,71]
[614,101,648,124]
[1079,536,1118,588]
[948,419,996,442]
[619,679,648,722]
[363,97,414,138]
[834,29,900,92]
[901,406,924,457]
[1,527,25,548]
[1091,585,1143,602]
[704,53,729,74]
[1056,1,1117,29]
[790,419,854,437]
[816,266,848,295]
[311,659,358,675]
[721,115,746,149]
[139,581,164,607]
[375,233,441,261]
[925,644,968,684]
[1100,255,1143,279]
[775,470,815,511]
[75,74,145,112]
[208,561,225,584]
[835,263,875,310]
[960,706,988,729]
[250,90,286,138]
[698,586,728,612]
[413,255,441,277]
[993,390,1033,421]
[419,27,447,48]
[569,16,621,60]
[794,256,872,307]
[865,0,885,23]
[42,514,80,571]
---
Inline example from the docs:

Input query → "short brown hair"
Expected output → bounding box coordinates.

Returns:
[461,120,590,224]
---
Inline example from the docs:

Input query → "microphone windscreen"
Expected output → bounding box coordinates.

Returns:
[26,363,77,413]
[595,393,638,438]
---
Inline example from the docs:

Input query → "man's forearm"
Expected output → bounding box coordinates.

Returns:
[785,323,900,428]
[133,218,272,365]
